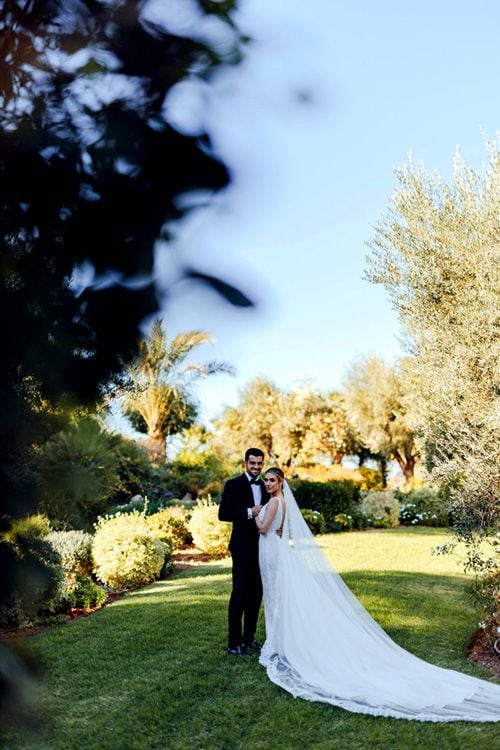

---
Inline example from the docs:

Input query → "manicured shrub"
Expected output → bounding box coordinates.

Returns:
[0,517,65,628]
[146,507,192,552]
[164,505,193,544]
[46,530,93,585]
[289,480,360,532]
[93,512,169,588]
[300,509,326,535]
[188,497,231,557]
[66,577,107,610]
[360,490,400,528]
[397,487,450,527]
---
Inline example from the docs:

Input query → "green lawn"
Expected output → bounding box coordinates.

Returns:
[5,528,499,750]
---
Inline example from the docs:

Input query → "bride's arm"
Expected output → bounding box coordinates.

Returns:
[254,498,279,535]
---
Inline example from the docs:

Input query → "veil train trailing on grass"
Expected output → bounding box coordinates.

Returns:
[257,482,500,722]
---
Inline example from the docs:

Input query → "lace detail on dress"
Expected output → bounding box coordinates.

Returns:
[265,654,500,723]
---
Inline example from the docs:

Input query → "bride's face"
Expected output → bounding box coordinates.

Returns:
[263,473,281,495]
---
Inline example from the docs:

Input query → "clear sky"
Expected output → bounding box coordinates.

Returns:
[129,0,500,431]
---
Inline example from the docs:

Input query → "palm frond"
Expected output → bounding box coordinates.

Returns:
[115,321,232,455]
[167,330,214,370]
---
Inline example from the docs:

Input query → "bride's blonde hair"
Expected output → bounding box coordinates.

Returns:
[265,466,285,483]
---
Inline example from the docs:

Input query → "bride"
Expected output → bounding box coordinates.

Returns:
[254,466,500,723]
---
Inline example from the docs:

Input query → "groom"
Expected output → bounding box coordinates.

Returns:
[218,447,269,655]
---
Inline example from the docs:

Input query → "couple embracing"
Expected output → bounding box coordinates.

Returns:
[218,447,283,656]
[218,447,500,723]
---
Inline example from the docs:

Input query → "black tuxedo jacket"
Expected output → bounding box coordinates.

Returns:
[218,474,269,554]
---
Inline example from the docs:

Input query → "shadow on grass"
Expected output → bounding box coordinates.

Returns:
[94,567,478,663]
[173,563,230,579]
[117,565,474,628]
[339,571,477,659]
[343,569,471,604]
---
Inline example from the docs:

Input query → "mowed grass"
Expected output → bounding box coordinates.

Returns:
[5,528,499,750]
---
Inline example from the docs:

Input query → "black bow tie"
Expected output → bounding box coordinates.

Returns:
[249,478,260,485]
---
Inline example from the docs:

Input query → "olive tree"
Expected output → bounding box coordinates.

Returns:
[366,139,500,566]
[343,355,419,483]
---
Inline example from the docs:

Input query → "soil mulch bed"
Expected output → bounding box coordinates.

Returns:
[469,647,500,679]
[467,629,500,680]
[171,545,217,570]
[0,591,126,644]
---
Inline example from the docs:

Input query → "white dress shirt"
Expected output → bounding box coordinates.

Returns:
[245,472,261,519]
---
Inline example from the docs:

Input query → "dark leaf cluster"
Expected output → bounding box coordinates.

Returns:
[0,0,246,726]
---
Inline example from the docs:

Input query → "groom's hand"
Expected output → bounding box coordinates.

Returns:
[251,505,262,517]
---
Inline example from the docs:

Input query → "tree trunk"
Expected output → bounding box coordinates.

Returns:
[147,426,165,464]
[377,457,388,488]
[402,456,416,482]
[330,451,346,465]
[393,450,416,483]
[357,447,371,467]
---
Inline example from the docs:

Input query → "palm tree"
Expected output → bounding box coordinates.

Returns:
[118,319,233,462]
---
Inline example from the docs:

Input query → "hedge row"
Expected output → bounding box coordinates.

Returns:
[290,479,362,532]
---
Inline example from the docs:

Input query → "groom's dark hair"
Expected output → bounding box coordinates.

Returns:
[245,447,264,461]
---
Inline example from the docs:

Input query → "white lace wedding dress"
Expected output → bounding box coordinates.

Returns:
[257,483,500,722]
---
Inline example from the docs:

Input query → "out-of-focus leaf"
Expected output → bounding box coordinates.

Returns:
[184,269,254,307]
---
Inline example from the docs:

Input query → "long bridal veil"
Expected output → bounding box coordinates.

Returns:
[259,481,500,722]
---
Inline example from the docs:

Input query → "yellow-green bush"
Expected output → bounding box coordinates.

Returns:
[146,507,191,552]
[188,497,231,557]
[93,512,168,588]
[46,530,93,586]
[360,490,400,528]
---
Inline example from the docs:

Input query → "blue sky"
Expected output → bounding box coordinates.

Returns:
[118,0,500,432]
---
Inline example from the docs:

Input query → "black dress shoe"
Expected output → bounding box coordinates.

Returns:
[227,644,247,655]
[243,640,262,651]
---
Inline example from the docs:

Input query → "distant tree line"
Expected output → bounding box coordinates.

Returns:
[210,355,419,485]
